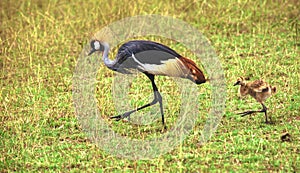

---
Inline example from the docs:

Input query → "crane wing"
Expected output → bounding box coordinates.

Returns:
[115,40,185,75]
[112,40,206,84]
[249,80,269,92]
[116,40,180,64]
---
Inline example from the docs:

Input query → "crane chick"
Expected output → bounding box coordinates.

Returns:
[234,77,276,123]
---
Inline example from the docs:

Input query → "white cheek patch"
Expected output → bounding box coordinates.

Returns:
[94,41,100,50]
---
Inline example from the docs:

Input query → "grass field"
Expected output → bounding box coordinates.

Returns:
[1,0,299,172]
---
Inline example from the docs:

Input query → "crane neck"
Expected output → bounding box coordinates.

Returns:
[101,42,115,68]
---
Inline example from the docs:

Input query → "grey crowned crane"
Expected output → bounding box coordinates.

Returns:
[88,40,206,129]
[234,77,276,124]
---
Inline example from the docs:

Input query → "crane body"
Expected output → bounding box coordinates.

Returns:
[88,40,206,129]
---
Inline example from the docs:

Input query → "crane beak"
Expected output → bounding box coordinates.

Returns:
[233,81,240,86]
[88,49,96,56]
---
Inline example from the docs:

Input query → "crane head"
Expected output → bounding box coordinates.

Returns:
[88,40,104,56]
[234,76,248,86]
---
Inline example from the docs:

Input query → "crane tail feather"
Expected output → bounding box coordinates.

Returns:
[179,57,206,84]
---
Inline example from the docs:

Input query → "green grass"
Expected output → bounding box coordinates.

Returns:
[1,0,299,172]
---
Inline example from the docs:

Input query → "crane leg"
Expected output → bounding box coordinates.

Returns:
[261,103,271,124]
[110,74,166,129]
[237,103,271,124]
[237,110,261,117]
